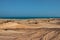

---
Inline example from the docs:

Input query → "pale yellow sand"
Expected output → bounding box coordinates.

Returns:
[0,18,60,40]
[0,18,60,29]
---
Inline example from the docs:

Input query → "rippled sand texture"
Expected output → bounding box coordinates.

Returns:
[0,18,60,28]
[0,18,60,40]
[0,28,60,40]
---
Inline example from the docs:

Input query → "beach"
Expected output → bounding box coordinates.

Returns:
[0,18,60,40]
[0,18,60,28]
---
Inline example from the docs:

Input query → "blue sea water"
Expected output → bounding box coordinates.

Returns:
[0,17,60,19]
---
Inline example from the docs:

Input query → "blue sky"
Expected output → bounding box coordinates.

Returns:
[0,0,60,17]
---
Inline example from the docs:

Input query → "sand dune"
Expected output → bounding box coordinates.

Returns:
[0,18,60,29]
[0,18,60,40]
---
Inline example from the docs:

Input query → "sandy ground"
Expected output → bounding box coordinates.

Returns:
[0,18,60,29]
[0,18,60,40]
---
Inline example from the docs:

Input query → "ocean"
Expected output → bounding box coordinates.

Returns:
[0,17,60,19]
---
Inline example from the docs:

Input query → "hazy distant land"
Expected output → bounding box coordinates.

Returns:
[0,18,60,40]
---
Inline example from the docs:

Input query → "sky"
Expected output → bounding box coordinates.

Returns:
[0,0,60,17]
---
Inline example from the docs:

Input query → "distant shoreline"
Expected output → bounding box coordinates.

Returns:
[0,17,60,19]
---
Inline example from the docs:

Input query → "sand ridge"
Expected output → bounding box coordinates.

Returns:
[0,18,60,40]
[0,18,60,29]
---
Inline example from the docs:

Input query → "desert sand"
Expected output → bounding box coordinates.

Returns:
[0,18,60,40]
